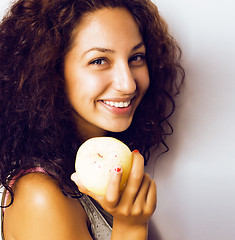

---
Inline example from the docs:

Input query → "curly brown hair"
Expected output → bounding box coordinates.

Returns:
[0,0,184,205]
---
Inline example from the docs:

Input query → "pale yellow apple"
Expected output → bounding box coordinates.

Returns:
[75,137,133,196]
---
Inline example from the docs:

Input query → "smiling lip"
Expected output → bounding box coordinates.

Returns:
[102,100,131,108]
[99,97,134,114]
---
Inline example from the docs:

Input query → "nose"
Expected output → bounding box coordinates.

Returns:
[112,62,136,94]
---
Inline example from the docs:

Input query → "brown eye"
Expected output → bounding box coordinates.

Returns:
[90,58,106,65]
[129,54,146,66]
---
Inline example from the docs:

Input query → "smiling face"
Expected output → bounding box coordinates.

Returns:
[64,7,150,140]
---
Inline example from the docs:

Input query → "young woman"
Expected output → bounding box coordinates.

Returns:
[0,0,184,239]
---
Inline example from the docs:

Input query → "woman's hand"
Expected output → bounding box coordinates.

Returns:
[71,150,157,239]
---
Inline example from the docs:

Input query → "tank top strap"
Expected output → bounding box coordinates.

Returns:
[79,194,112,240]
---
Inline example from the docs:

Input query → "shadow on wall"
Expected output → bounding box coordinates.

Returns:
[148,219,163,240]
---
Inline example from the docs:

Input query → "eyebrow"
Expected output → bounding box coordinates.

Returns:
[131,42,145,52]
[82,41,145,57]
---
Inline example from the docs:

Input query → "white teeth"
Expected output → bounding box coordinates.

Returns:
[103,100,131,108]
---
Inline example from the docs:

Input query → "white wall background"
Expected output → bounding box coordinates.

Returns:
[147,0,235,239]
[1,0,235,239]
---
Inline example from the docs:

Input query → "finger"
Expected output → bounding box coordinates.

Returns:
[133,173,151,206]
[144,180,157,215]
[119,151,144,205]
[104,166,122,208]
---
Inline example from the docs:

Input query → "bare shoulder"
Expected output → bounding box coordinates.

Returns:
[4,172,92,240]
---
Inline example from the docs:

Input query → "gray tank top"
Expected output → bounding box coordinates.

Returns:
[79,194,112,240]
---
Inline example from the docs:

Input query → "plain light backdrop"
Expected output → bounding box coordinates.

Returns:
[1,0,235,239]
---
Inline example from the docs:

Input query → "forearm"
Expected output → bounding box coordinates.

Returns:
[111,220,148,240]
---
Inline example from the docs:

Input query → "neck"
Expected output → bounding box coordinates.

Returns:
[72,111,107,142]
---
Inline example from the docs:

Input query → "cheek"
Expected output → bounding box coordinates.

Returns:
[81,72,109,97]
[136,67,150,94]
[85,73,106,89]
[68,71,109,101]
[144,74,150,92]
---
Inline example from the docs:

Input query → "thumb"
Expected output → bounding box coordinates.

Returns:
[71,172,87,192]
[71,172,79,184]
[71,172,103,201]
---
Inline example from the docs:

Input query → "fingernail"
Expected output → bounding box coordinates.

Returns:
[114,166,122,173]
[133,149,139,153]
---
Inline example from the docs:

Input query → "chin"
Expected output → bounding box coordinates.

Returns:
[103,121,132,133]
